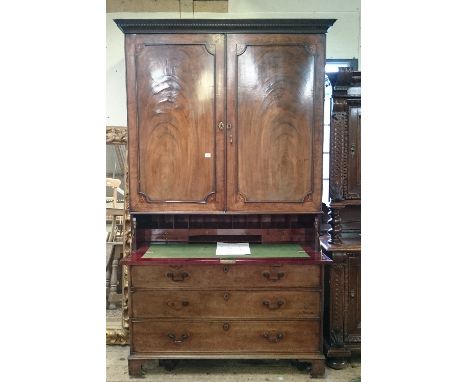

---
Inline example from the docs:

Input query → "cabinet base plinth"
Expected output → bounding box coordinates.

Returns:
[128,354,326,378]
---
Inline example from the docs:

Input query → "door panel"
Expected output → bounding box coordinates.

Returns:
[344,253,361,343]
[126,34,225,212]
[226,34,325,213]
[346,106,361,198]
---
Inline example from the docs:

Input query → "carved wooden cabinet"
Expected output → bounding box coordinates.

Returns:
[116,19,335,378]
[327,70,361,244]
[321,238,360,368]
[322,70,361,368]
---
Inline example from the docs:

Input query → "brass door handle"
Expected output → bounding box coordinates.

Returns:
[262,299,285,310]
[166,271,189,282]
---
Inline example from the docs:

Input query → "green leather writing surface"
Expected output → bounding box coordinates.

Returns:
[142,243,309,259]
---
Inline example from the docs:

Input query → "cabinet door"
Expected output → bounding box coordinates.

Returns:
[226,34,325,213]
[346,105,361,198]
[126,34,225,212]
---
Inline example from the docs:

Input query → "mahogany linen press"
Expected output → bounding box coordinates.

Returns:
[115,18,336,377]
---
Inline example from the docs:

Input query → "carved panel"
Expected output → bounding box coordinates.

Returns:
[344,253,361,343]
[329,263,345,347]
[236,44,315,203]
[121,152,131,338]
[345,105,361,199]
[106,328,129,345]
[107,132,130,345]
[329,105,347,201]
[135,43,217,203]
[106,126,127,144]
[329,78,361,202]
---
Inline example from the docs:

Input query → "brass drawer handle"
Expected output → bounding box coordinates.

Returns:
[262,270,285,281]
[262,299,285,310]
[262,331,284,343]
[167,332,190,344]
[166,271,189,282]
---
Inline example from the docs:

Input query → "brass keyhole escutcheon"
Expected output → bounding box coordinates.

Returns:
[223,292,230,301]
[223,322,230,331]
[218,121,224,130]
[223,265,229,273]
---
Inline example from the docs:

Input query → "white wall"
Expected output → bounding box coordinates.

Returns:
[106,0,361,126]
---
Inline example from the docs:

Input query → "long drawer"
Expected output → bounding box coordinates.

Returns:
[130,263,321,289]
[131,289,320,319]
[131,319,320,353]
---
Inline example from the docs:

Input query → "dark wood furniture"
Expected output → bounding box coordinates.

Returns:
[326,70,361,244]
[115,18,335,378]
[123,244,331,377]
[322,70,361,368]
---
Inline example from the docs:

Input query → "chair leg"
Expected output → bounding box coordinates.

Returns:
[108,255,119,310]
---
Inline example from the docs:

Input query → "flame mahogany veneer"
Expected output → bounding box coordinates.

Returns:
[116,18,336,378]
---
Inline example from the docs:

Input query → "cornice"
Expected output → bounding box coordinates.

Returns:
[114,19,336,34]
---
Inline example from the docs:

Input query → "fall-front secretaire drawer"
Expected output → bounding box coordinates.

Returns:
[131,289,321,318]
[131,319,321,353]
[130,263,321,289]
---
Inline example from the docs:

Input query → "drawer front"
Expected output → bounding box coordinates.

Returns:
[131,290,320,319]
[131,320,320,353]
[131,263,321,289]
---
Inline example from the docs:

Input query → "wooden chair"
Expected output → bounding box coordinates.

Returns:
[106,178,124,309]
